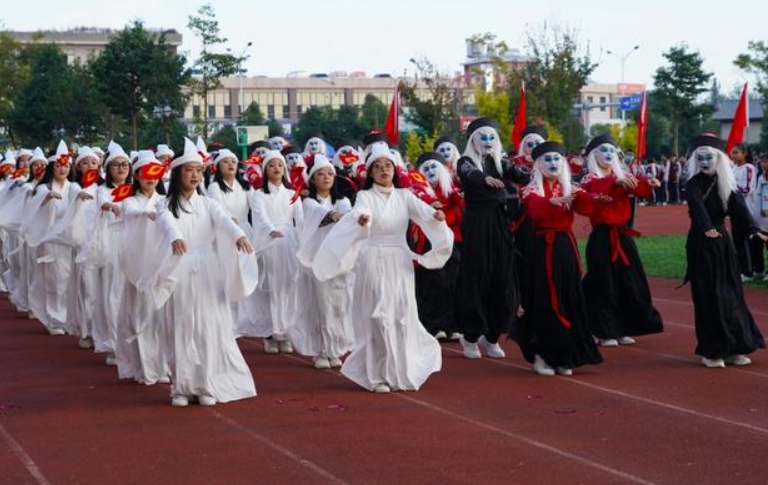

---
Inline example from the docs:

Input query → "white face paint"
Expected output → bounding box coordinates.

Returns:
[595,143,617,168]
[286,153,304,169]
[255,147,270,158]
[472,127,498,157]
[306,138,323,154]
[522,134,545,158]
[537,152,563,179]
[696,146,718,175]
[436,142,457,161]
[421,161,441,185]
[269,137,286,151]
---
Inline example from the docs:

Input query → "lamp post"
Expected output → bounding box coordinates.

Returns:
[229,41,253,124]
[606,45,640,132]
[153,104,173,145]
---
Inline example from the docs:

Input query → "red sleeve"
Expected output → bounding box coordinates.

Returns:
[573,189,596,217]
[632,176,653,199]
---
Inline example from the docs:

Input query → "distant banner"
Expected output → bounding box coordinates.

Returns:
[460,116,478,133]
[618,83,645,95]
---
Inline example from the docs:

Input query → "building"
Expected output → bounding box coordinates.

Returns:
[712,99,764,146]
[3,28,182,64]
[577,82,645,133]
[462,38,529,91]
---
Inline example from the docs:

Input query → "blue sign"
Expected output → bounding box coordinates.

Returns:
[620,95,643,111]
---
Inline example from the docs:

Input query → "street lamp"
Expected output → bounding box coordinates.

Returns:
[229,41,254,123]
[606,45,640,84]
[153,104,174,145]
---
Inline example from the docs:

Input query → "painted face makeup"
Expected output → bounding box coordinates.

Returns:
[696,148,717,175]
[422,161,440,184]
[436,143,456,161]
[473,128,498,157]
[538,153,562,178]
[596,144,617,168]
[523,135,545,157]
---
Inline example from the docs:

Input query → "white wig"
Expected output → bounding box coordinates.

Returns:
[517,133,546,162]
[302,137,327,157]
[529,153,573,197]
[463,126,503,176]
[586,144,626,181]
[685,146,737,210]
[419,159,454,199]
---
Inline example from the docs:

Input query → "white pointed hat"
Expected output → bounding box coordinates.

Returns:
[30,147,48,165]
[170,137,204,170]
[156,144,174,159]
[105,141,129,165]
[76,146,98,164]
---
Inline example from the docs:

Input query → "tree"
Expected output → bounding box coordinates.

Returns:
[188,3,244,138]
[360,94,388,130]
[475,90,512,149]
[267,118,284,137]
[653,45,713,155]
[241,101,265,125]
[209,125,239,152]
[92,21,189,149]
[735,40,768,149]
[0,33,31,145]
[400,57,462,141]
[139,116,188,151]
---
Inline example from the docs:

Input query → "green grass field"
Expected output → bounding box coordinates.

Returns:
[576,234,768,289]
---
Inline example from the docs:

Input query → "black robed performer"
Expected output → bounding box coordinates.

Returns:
[684,135,767,368]
[454,117,526,359]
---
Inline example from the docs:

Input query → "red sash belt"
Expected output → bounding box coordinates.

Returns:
[608,225,641,266]
[537,229,581,330]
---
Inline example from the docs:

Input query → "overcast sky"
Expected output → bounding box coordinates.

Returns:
[2,0,764,96]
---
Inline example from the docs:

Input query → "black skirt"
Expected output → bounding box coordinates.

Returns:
[416,245,461,334]
[509,231,603,369]
[583,225,664,339]
[686,225,765,358]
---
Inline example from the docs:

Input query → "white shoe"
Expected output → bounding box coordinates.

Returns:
[478,336,506,358]
[329,357,343,368]
[48,327,65,335]
[198,395,216,406]
[373,384,391,394]
[171,395,189,407]
[598,338,619,347]
[435,331,447,340]
[105,354,117,366]
[533,355,555,376]
[78,337,93,349]
[701,357,726,368]
[724,354,752,366]
[460,337,482,359]
[741,274,753,282]
[264,339,279,354]
[157,376,171,384]
[763,273,768,282]
[28,311,36,320]
[279,341,294,353]
[556,367,573,376]
[449,332,462,341]
[617,336,636,346]
[313,356,331,369]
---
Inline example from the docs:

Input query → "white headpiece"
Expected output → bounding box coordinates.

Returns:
[170,137,204,170]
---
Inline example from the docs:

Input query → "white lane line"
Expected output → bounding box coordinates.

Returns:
[209,410,350,485]
[442,348,768,436]
[0,421,51,485]
[238,339,662,484]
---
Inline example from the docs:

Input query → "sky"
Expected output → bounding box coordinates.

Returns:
[1,0,764,96]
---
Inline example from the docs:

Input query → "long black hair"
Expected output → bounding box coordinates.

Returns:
[211,160,250,193]
[362,160,400,190]
[307,168,343,204]
[261,157,291,194]
[167,165,204,218]
[104,159,133,188]
[33,161,66,195]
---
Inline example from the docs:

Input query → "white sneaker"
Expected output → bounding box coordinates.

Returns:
[598,338,619,347]
[198,395,216,406]
[434,331,447,340]
[28,311,36,320]
[157,376,171,384]
[533,355,555,376]
[279,340,294,353]
[460,337,482,359]
[264,339,279,354]
[313,356,331,369]
[373,384,391,394]
[701,357,726,368]
[478,336,506,358]
[741,274,753,283]
[105,354,117,366]
[556,367,573,376]
[617,336,636,346]
[329,357,343,368]
[449,332,462,341]
[763,273,768,282]
[171,395,189,407]
[78,337,93,349]
[724,354,752,366]
[48,327,66,336]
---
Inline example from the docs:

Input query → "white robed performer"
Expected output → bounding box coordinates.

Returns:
[242,150,303,353]
[115,151,171,385]
[0,150,31,310]
[145,138,258,407]
[313,145,453,393]
[290,154,354,369]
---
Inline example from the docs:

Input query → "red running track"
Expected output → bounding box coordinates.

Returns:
[1,275,767,485]
[573,204,690,238]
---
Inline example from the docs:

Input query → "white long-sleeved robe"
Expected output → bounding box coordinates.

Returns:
[313,185,454,391]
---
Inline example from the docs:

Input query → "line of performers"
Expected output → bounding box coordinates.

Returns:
[0,118,765,407]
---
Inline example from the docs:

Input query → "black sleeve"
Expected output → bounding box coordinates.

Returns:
[685,179,715,232]
[728,191,759,235]
[457,157,487,190]
[502,159,529,185]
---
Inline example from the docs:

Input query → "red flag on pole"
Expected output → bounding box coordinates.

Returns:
[637,91,649,161]
[511,82,527,146]
[385,84,400,145]
[726,83,749,155]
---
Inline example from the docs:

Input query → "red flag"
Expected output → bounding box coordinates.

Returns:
[511,82,527,146]
[385,85,400,145]
[726,83,749,155]
[637,91,649,161]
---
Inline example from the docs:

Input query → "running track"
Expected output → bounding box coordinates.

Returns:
[2,205,767,485]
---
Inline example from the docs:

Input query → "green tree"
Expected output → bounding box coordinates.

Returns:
[735,40,768,150]
[475,90,512,149]
[92,21,189,149]
[267,118,284,137]
[404,130,422,162]
[241,101,265,125]
[360,94,388,130]
[209,125,239,152]
[401,58,462,141]
[292,106,327,147]
[653,45,713,155]
[188,3,244,138]
[0,33,31,145]
[139,116,188,151]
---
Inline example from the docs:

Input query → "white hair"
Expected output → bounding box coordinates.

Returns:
[586,144,626,181]
[436,142,460,167]
[302,137,326,157]
[463,127,503,176]
[419,160,454,199]
[517,133,545,162]
[685,146,737,210]
[529,153,572,197]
